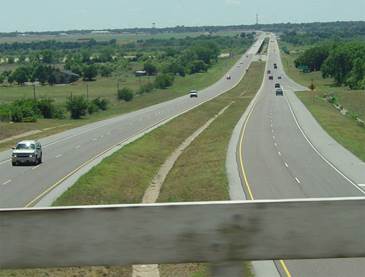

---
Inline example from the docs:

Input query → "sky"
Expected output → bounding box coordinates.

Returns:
[1,0,364,32]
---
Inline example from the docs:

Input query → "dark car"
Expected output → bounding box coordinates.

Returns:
[274,63,278,69]
[269,75,273,80]
[276,88,284,96]
[267,70,271,74]
[275,83,280,88]
[278,76,282,79]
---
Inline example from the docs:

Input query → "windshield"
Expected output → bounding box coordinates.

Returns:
[16,143,35,150]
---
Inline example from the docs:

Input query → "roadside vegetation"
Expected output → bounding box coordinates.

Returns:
[10,61,261,277]
[0,33,254,149]
[280,32,365,161]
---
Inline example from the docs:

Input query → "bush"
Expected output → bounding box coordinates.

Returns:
[0,104,10,122]
[66,96,89,119]
[88,102,99,114]
[37,98,55,119]
[92,97,109,111]
[154,74,174,89]
[9,99,39,122]
[53,105,66,119]
[118,88,134,102]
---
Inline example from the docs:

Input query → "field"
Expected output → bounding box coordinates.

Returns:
[0,46,243,148]
[0,30,244,45]
[280,43,365,161]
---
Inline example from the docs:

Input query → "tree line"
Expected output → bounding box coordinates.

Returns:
[295,41,365,89]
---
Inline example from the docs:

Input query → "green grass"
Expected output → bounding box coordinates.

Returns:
[280,43,365,162]
[0,48,244,150]
[0,62,264,277]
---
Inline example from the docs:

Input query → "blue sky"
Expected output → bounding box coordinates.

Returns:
[1,0,364,32]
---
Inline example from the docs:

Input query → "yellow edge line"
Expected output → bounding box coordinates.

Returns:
[24,42,262,208]
[238,83,292,277]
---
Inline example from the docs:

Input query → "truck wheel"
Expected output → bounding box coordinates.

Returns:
[12,161,16,166]
[38,154,42,164]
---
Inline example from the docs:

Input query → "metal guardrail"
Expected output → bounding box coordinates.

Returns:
[1,197,365,271]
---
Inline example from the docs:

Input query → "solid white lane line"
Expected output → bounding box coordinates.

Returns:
[284,96,365,195]
[2,179,11,185]
[0,159,10,166]
[56,154,62,158]
[295,177,301,184]
[358,184,365,187]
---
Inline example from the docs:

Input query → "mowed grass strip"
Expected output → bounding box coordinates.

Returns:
[1,62,264,277]
[157,63,264,277]
[280,44,365,162]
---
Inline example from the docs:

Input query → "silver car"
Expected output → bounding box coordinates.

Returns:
[12,140,42,166]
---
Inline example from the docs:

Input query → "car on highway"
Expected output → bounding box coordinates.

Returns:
[278,76,282,79]
[276,88,284,96]
[269,75,273,80]
[189,90,198,98]
[226,74,231,80]
[274,63,278,69]
[275,83,281,88]
[12,140,42,166]
[267,70,271,74]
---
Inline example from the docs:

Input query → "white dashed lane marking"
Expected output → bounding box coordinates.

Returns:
[284,162,289,168]
[55,154,62,158]
[295,177,301,184]
[2,179,11,185]
[32,165,40,170]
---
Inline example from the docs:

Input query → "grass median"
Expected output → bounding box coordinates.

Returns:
[280,44,365,162]
[1,61,265,277]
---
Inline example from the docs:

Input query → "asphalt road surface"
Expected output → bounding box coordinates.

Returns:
[0,36,265,209]
[241,35,365,276]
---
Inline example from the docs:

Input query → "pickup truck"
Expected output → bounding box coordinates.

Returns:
[12,140,42,166]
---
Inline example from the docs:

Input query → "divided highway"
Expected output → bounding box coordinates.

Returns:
[0,36,265,209]
[240,36,365,276]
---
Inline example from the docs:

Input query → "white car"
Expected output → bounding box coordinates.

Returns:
[189,90,198,98]
[12,140,42,166]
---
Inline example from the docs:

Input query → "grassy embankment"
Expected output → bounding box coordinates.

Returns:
[0,46,244,150]
[0,61,264,277]
[280,43,365,161]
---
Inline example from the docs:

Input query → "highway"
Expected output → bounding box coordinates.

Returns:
[239,35,365,276]
[0,36,265,209]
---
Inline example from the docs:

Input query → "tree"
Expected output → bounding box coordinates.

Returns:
[11,67,29,85]
[82,64,98,81]
[143,62,158,76]
[154,74,174,89]
[99,64,113,77]
[66,96,89,119]
[189,60,208,74]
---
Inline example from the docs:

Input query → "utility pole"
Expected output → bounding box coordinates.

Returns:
[33,84,36,101]
[86,84,89,100]
[309,79,316,104]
